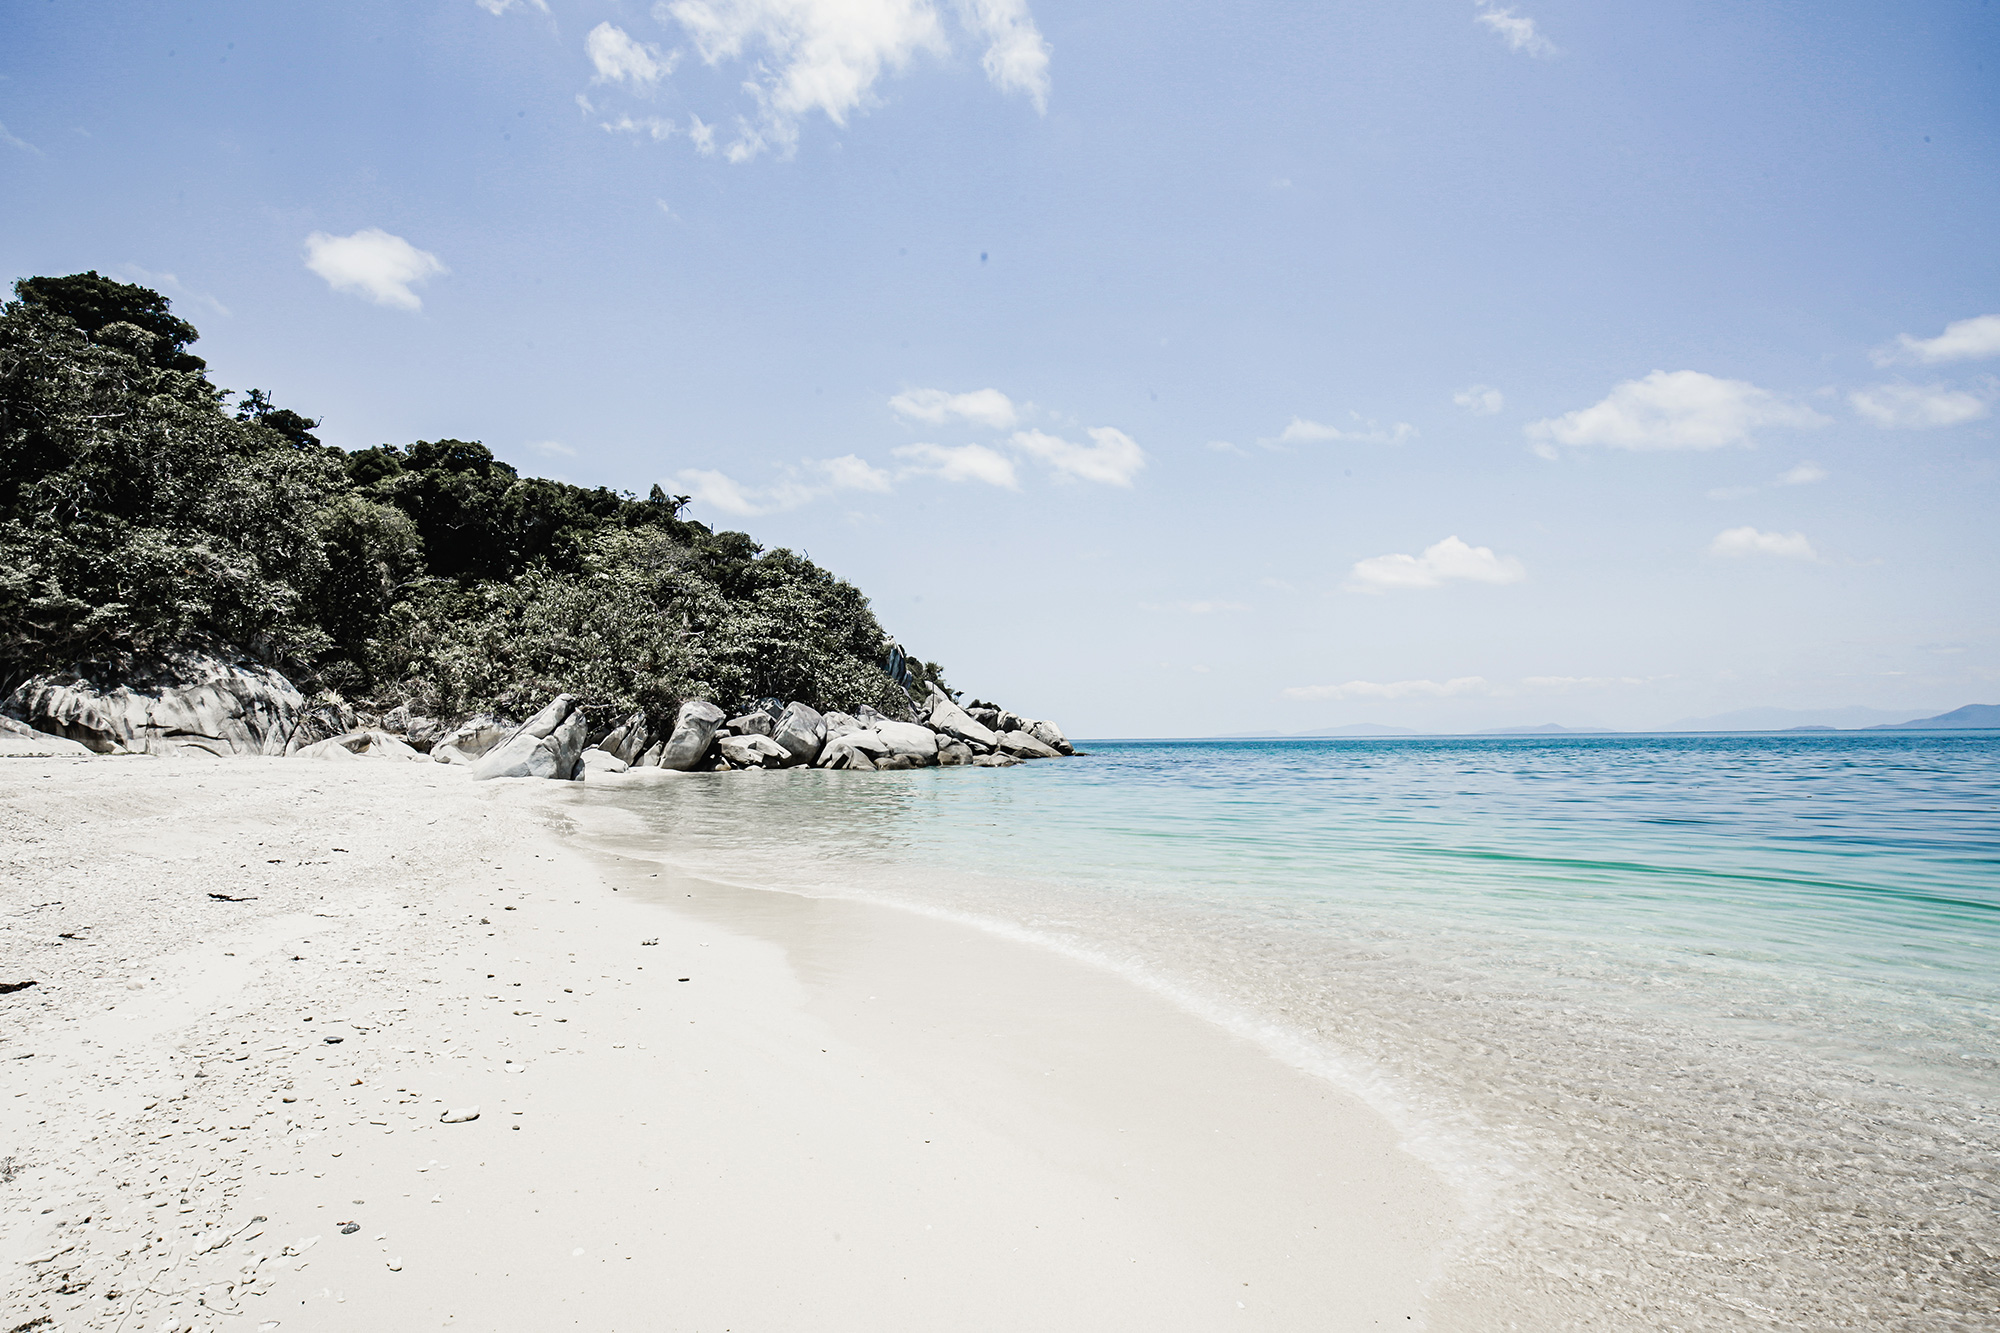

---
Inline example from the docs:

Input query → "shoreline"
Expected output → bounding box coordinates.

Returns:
[2,757,1456,1331]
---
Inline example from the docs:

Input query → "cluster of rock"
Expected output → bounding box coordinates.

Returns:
[453,684,1075,781]
[0,651,1077,782]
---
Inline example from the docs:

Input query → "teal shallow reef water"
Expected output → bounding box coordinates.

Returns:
[577,733,2000,1330]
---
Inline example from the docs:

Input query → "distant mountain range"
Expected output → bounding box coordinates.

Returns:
[1867,703,2000,730]
[1218,703,1998,740]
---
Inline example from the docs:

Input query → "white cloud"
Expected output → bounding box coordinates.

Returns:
[958,0,1051,111]
[893,442,1018,488]
[1474,5,1557,57]
[1849,382,1990,429]
[1874,314,2000,366]
[1282,676,1490,702]
[1777,461,1827,486]
[674,455,893,515]
[477,0,549,14]
[1526,370,1825,452]
[302,228,447,311]
[1452,384,1504,415]
[1708,526,1817,561]
[888,386,1018,428]
[1279,415,1418,445]
[687,115,718,154]
[816,453,894,492]
[588,22,676,86]
[1011,427,1147,486]
[657,0,1048,159]
[601,114,677,140]
[1345,535,1526,594]
[531,440,576,457]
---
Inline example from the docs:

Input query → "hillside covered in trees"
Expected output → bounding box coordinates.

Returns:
[0,272,944,729]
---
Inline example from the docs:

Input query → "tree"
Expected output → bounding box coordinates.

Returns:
[15,270,207,373]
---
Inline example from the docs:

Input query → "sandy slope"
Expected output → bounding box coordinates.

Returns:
[1,757,1454,1332]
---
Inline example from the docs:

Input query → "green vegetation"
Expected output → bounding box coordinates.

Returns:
[0,271,945,725]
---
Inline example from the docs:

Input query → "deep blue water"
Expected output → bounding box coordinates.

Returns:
[586,732,2000,1329]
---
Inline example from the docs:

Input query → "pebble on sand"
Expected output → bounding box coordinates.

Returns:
[440,1106,480,1124]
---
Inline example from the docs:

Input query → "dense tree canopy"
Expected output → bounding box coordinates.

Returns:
[0,273,942,726]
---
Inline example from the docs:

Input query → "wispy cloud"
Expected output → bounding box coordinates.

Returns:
[531,440,576,457]
[1282,676,1490,702]
[1849,382,1991,429]
[1011,427,1147,486]
[1873,314,2000,366]
[1474,4,1557,57]
[1708,526,1817,561]
[588,22,676,86]
[302,228,447,311]
[1777,461,1827,486]
[1522,675,1648,690]
[1452,384,1504,415]
[960,0,1052,111]
[1277,415,1418,446]
[0,120,41,155]
[1345,535,1525,594]
[601,114,678,141]
[673,454,893,516]
[893,442,1018,488]
[1527,370,1824,455]
[476,0,549,14]
[889,386,1019,428]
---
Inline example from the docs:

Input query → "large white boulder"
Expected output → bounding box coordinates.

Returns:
[923,685,999,748]
[1027,719,1074,755]
[431,715,514,765]
[580,747,630,776]
[995,729,1062,760]
[469,695,589,780]
[717,733,787,769]
[598,712,650,764]
[659,700,726,771]
[5,650,305,757]
[821,711,862,739]
[298,729,426,762]
[773,702,826,766]
[875,720,939,763]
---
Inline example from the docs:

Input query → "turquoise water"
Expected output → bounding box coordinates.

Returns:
[582,733,2000,1330]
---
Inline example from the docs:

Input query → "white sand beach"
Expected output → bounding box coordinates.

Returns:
[2,757,1455,1332]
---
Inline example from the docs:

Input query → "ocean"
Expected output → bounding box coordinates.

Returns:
[578,732,2000,1330]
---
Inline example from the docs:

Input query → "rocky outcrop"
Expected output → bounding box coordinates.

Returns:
[659,700,726,771]
[0,715,93,758]
[469,695,589,781]
[1027,719,1074,755]
[4,651,307,757]
[633,740,666,768]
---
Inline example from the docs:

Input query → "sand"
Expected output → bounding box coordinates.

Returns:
[1,756,1457,1332]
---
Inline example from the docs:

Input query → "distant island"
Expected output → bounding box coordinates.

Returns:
[1214,704,1997,741]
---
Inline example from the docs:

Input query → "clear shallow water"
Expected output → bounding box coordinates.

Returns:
[578,733,2000,1330]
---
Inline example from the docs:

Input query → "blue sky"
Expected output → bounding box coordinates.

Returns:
[3,0,1996,734]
